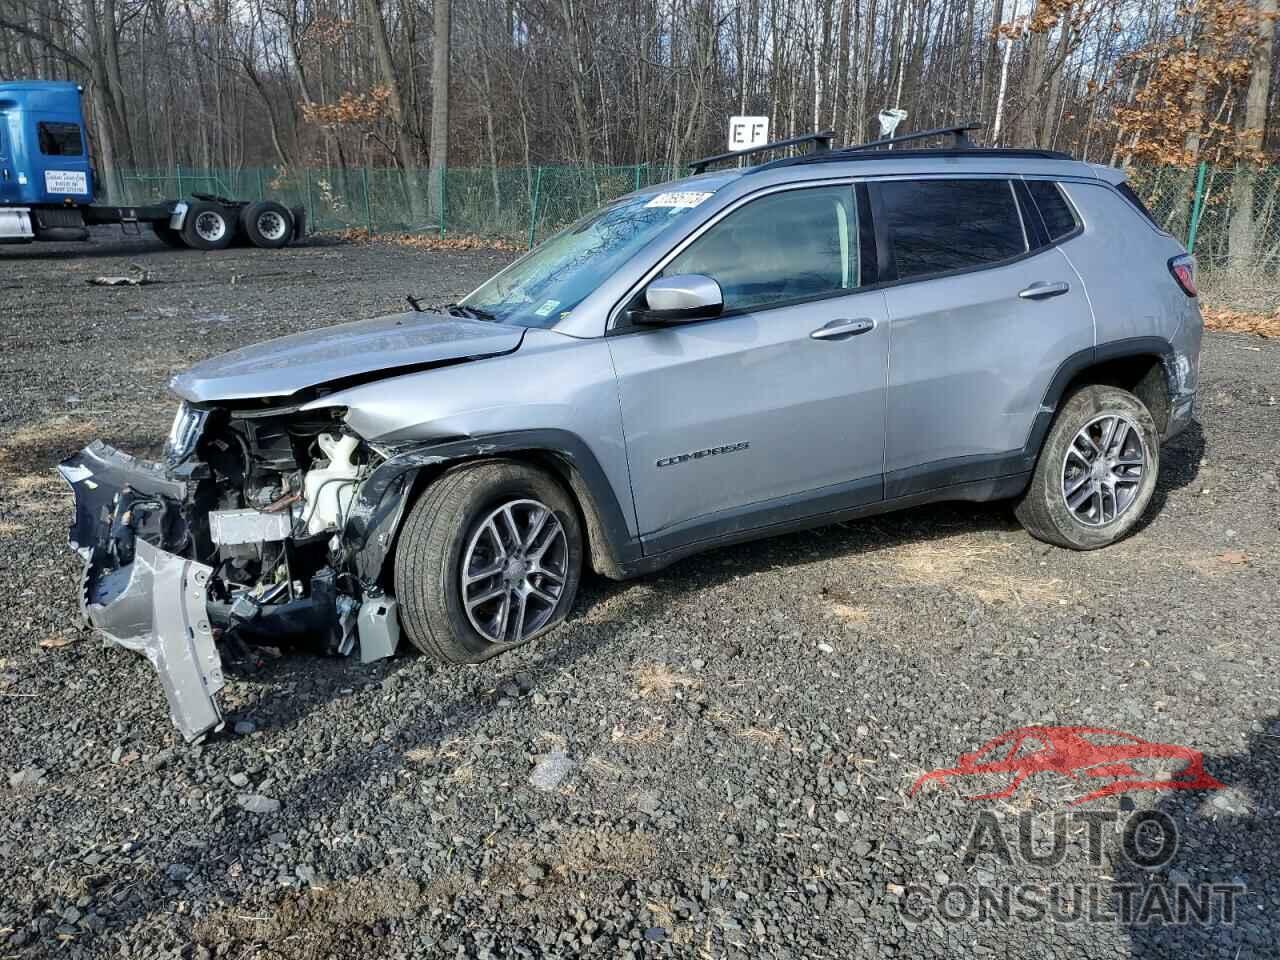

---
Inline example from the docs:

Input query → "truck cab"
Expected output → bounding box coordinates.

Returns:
[1,78,302,249]
[0,80,94,207]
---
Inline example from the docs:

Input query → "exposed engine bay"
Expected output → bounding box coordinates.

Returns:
[60,400,404,742]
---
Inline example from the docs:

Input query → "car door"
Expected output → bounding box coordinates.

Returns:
[873,176,1094,497]
[607,183,889,552]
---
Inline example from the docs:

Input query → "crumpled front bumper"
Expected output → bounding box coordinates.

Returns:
[60,442,226,742]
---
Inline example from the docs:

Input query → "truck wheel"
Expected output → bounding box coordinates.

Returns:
[151,223,186,249]
[1015,385,1160,550]
[181,200,235,250]
[394,461,583,665]
[241,201,294,249]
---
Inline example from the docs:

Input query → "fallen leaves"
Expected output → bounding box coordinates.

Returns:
[1202,306,1280,338]
[329,228,522,252]
[38,635,74,650]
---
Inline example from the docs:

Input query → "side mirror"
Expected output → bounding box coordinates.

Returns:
[633,274,723,324]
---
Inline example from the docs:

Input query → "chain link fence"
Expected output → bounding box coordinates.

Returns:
[118,163,677,248]
[119,163,1279,276]
[1126,164,1280,277]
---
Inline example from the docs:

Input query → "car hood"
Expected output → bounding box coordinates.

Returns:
[169,312,525,403]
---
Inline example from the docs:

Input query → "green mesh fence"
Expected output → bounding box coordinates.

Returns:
[1123,164,1280,274]
[118,163,1278,271]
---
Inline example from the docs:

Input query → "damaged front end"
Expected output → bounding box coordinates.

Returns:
[61,402,401,742]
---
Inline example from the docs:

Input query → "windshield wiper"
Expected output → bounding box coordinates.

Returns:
[441,302,499,322]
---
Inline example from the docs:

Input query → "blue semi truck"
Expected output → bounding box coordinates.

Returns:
[0,80,303,250]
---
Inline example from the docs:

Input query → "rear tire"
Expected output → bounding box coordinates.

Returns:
[1015,384,1160,550]
[240,201,294,249]
[394,461,583,664]
[181,200,235,250]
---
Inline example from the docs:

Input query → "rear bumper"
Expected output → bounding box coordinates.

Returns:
[1165,390,1197,441]
[59,443,226,742]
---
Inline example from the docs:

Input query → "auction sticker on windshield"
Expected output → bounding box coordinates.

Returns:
[645,191,713,209]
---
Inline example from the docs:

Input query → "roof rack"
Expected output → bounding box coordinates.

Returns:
[688,130,834,174]
[845,123,982,152]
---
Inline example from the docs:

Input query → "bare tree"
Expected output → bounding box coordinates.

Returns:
[1227,0,1277,270]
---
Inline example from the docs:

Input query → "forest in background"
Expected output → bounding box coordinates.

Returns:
[0,0,1277,268]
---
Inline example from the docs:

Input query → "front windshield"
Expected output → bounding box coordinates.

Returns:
[461,190,716,328]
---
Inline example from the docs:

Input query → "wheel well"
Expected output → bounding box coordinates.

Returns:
[397,451,625,582]
[1060,354,1170,434]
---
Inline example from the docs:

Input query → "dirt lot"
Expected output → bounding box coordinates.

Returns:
[1,231,1278,960]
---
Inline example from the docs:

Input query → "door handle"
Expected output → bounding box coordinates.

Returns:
[1019,280,1070,300]
[810,317,876,340]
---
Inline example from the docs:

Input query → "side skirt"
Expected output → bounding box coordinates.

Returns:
[622,471,1030,578]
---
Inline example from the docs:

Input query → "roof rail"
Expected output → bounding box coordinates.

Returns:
[844,123,983,153]
[688,130,834,174]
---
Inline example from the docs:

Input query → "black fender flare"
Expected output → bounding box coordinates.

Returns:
[1025,336,1177,457]
[340,430,639,587]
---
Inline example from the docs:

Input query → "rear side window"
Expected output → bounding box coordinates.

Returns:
[1115,182,1163,230]
[38,122,83,156]
[1026,180,1079,240]
[663,184,861,313]
[877,179,1027,281]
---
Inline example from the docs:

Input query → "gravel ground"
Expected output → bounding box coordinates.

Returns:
[1,230,1278,960]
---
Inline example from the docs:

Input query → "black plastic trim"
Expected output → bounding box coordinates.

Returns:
[885,451,1034,500]
[343,429,641,586]
[1017,336,1178,466]
[640,474,883,557]
[1012,179,1050,249]
[624,472,1030,577]
[759,147,1073,173]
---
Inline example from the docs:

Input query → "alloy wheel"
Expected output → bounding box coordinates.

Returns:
[461,498,568,644]
[1061,413,1147,526]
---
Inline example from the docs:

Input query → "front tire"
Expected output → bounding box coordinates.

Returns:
[1015,384,1160,550]
[394,462,583,664]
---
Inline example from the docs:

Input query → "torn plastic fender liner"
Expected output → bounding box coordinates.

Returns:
[81,540,224,742]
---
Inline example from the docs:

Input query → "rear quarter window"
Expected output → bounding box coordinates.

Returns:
[1115,182,1164,231]
[1026,180,1079,241]
[877,178,1027,281]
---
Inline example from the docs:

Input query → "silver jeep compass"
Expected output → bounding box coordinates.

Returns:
[60,127,1202,740]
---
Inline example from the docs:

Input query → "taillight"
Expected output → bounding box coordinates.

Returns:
[1168,254,1197,297]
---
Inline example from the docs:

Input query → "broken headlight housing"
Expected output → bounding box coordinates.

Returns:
[163,402,208,467]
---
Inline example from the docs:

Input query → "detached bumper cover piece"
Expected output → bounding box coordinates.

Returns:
[84,541,223,741]
[60,443,225,742]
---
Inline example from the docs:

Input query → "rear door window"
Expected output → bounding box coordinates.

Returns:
[876,178,1027,281]
[38,122,84,156]
[662,184,860,313]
